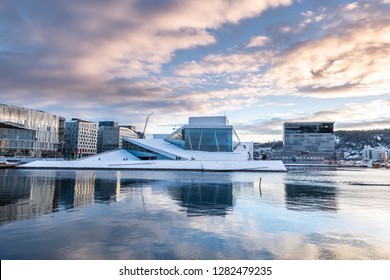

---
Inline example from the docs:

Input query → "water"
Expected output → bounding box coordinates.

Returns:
[0,168,389,260]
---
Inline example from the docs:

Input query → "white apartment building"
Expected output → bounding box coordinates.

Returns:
[362,145,388,161]
[65,119,98,158]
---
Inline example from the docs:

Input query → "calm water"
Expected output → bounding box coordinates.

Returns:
[0,168,389,260]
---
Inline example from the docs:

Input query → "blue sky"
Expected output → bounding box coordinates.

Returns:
[1,0,390,141]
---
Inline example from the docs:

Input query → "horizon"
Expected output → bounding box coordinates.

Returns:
[1,0,389,142]
[4,101,390,144]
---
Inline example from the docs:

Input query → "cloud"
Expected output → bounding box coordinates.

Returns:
[174,51,273,76]
[245,1,390,97]
[246,36,270,48]
[298,8,326,30]
[235,99,390,140]
[1,0,389,139]
[0,0,294,127]
[170,0,390,101]
[0,0,293,83]
[342,2,359,11]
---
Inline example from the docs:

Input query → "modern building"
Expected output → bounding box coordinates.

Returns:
[120,125,136,132]
[64,118,98,158]
[272,122,336,162]
[98,121,118,128]
[97,123,138,153]
[0,103,65,157]
[21,116,287,171]
[122,116,244,160]
[283,122,335,152]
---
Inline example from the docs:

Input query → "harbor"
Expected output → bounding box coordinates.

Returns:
[1,1,390,275]
[1,168,389,260]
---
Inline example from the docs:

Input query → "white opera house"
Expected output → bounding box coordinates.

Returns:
[20,116,287,172]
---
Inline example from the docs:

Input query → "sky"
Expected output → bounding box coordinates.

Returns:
[1,0,390,142]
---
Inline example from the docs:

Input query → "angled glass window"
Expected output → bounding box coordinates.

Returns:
[184,128,232,152]
[166,127,185,149]
[123,141,170,160]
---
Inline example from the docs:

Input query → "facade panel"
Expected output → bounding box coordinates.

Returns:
[283,122,335,153]
[184,128,232,152]
[97,126,138,153]
[64,119,98,158]
[0,104,64,156]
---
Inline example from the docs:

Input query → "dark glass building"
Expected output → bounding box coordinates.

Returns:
[283,122,335,153]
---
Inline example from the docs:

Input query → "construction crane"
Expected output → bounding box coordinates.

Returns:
[142,113,153,139]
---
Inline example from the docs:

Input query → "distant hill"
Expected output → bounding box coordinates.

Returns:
[255,129,390,155]
[335,129,390,152]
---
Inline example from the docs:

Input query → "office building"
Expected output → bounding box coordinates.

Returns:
[97,125,138,153]
[64,118,98,158]
[99,121,118,128]
[283,122,335,152]
[0,103,65,157]
[272,122,336,162]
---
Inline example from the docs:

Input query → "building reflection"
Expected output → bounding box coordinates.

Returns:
[0,171,57,224]
[168,181,234,216]
[1,170,241,223]
[94,176,121,203]
[0,171,98,225]
[284,183,338,212]
[53,172,96,210]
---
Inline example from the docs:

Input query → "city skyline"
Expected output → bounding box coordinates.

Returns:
[1,0,389,141]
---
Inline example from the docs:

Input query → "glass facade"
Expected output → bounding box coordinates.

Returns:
[284,122,335,153]
[0,127,34,155]
[97,126,138,153]
[284,123,334,134]
[166,128,185,149]
[167,126,233,152]
[123,141,170,160]
[0,104,65,156]
[124,117,235,159]
[185,128,232,152]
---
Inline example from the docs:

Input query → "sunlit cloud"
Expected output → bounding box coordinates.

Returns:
[246,36,270,48]
[1,0,389,140]
[342,2,359,11]
[244,0,390,98]
[174,51,273,76]
[235,99,390,140]
[0,0,293,125]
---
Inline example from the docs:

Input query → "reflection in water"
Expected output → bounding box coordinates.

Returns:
[0,170,98,224]
[0,170,238,223]
[1,169,390,260]
[53,172,96,210]
[168,181,234,216]
[284,183,338,212]
[0,170,57,224]
[94,177,120,203]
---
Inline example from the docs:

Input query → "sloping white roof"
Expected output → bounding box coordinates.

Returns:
[124,138,253,161]
[19,152,287,172]
[80,148,140,161]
